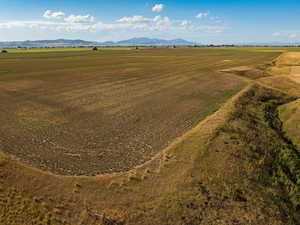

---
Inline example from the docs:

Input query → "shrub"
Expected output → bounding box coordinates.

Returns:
[229,188,247,202]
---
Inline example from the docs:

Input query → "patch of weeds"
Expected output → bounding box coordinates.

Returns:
[229,188,247,202]
[53,207,62,215]
[127,172,141,182]
[100,216,124,225]
[234,86,300,222]
[162,192,205,225]
[0,186,67,225]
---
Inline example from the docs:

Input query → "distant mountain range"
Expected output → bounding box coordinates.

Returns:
[1,38,300,48]
[113,38,196,46]
[0,38,197,48]
[0,39,96,48]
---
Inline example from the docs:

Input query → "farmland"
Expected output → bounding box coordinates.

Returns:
[0,48,280,175]
[0,47,132,53]
[3,47,300,225]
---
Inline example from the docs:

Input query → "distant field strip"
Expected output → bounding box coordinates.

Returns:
[0,48,280,175]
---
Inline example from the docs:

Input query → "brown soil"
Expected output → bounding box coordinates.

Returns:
[1,49,266,175]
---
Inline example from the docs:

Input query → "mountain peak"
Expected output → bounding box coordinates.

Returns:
[114,37,196,46]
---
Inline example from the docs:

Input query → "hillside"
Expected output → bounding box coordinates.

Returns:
[0,39,98,48]
[115,38,196,46]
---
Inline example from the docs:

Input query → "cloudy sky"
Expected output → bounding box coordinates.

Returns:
[0,0,300,44]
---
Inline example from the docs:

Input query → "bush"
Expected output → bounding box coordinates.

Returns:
[92,47,98,51]
[229,188,247,202]
[1,50,8,53]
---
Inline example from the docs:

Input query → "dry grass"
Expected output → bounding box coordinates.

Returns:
[1,83,300,225]
[260,52,300,151]
[220,65,271,79]
[259,76,300,96]
[0,48,279,175]
[2,48,300,224]
[0,185,67,225]
[276,52,300,66]
[1,47,132,53]
[279,99,300,149]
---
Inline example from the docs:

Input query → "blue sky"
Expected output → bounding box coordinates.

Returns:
[0,0,300,44]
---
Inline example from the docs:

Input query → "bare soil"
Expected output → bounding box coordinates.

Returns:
[0,49,279,175]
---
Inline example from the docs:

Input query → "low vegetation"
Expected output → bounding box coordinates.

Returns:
[0,47,278,175]
[221,64,271,79]
[0,185,66,225]
[153,84,300,225]
[2,83,300,225]
[2,47,300,224]
[279,99,300,149]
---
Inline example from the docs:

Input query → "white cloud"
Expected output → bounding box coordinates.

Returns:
[181,20,190,26]
[117,15,172,32]
[152,4,164,12]
[0,20,100,32]
[0,20,62,29]
[196,12,209,19]
[0,8,228,40]
[65,15,95,23]
[272,31,300,38]
[118,16,152,23]
[43,10,65,19]
[153,16,170,25]
[0,20,149,32]
[0,18,227,34]
[118,15,170,26]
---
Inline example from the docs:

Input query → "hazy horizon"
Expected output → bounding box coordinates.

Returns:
[1,0,300,44]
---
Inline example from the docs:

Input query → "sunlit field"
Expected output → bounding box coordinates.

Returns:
[0,47,281,175]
